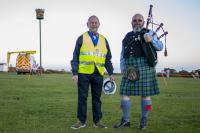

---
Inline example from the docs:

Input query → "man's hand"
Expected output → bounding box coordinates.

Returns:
[143,33,152,43]
[72,75,78,83]
[110,75,115,82]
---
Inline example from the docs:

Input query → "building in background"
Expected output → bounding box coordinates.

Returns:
[0,63,8,72]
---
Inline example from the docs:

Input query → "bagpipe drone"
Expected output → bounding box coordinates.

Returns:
[140,4,168,67]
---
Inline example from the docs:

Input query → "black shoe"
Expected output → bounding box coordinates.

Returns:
[139,117,147,130]
[113,118,130,128]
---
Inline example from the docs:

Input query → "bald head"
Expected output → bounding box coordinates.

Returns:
[131,13,145,32]
[132,14,144,21]
[87,15,100,33]
[88,15,99,22]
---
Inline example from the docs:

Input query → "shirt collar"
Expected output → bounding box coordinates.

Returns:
[88,31,98,37]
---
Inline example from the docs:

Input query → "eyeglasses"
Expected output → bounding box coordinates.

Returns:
[133,19,143,22]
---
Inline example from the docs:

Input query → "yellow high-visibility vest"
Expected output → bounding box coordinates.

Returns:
[78,32,108,76]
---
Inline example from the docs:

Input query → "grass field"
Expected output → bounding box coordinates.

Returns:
[0,72,200,133]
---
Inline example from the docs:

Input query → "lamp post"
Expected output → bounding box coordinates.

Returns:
[35,8,44,70]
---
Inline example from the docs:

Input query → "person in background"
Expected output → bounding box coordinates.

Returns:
[166,68,170,78]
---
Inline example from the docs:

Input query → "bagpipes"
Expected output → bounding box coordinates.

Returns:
[141,5,168,67]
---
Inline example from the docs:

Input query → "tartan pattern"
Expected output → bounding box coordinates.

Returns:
[120,57,159,96]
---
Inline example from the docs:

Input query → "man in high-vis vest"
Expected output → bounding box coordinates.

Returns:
[70,15,114,129]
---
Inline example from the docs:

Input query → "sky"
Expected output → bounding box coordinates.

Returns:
[0,0,200,72]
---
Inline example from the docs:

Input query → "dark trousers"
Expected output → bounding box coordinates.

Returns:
[77,73,103,124]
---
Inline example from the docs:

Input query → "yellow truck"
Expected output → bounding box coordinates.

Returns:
[7,50,37,74]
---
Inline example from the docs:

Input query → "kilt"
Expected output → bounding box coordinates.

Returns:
[120,57,159,96]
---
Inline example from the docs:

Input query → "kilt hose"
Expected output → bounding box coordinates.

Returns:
[120,57,160,96]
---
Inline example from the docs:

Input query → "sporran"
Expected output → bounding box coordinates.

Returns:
[123,66,139,81]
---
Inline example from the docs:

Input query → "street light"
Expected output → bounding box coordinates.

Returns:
[35,8,44,71]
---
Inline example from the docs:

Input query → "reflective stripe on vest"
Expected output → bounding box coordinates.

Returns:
[79,61,105,67]
[78,32,107,75]
[80,52,106,58]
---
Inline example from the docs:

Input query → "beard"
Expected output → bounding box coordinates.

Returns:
[133,26,142,32]
[90,28,98,33]
[132,25,143,32]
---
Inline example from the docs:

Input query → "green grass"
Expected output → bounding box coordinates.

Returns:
[0,72,200,133]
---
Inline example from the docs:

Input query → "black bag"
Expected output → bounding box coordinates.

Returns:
[124,66,140,81]
[141,42,157,67]
[140,28,158,67]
